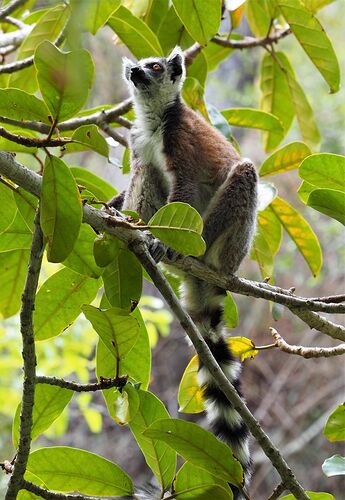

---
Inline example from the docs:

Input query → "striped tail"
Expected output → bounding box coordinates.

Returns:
[182,277,252,499]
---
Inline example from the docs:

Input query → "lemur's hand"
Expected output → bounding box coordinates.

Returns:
[147,238,168,263]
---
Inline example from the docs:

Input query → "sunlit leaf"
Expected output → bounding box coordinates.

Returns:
[307,189,345,225]
[111,384,140,425]
[175,461,233,499]
[63,224,103,278]
[223,292,239,329]
[26,447,134,496]
[40,155,82,263]
[130,391,176,489]
[260,142,311,177]
[157,5,193,54]
[0,89,49,123]
[0,181,17,234]
[245,0,272,37]
[270,197,322,276]
[70,166,117,201]
[178,356,205,414]
[228,337,259,361]
[0,249,30,319]
[148,202,206,257]
[222,108,284,133]
[64,125,109,157]
[258,205,282,256]
[323,404,345,442]
[299,153,345,192]
[250,225,274,278]
[302,0,336,12]
[76,0,121,35]
[172,0,222,45]
[281,492,334,500]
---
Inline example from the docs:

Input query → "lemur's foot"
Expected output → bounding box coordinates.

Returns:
[148,238,168,263]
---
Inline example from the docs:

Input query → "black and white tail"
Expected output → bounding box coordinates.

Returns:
[182,277,252,499]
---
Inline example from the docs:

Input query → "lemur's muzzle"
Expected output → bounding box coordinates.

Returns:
[130,66,149,86]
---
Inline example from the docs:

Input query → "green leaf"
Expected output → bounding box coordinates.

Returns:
[322,455,345,477]
[145,0,169,32]
[187,51,208,88]
[250,226,274,278]
[228,337,259,361]
[0,89,50,123]
[259,52,295,151]
[82,305,139,361]
[245,0,272,37]
[207,103,236,145]
[0,249,30,319]
[281,492,334,500]
[34,268,99,341]
[257,182,277,211]
[203,40,233,72]
[276,0,340,93]
[13,384,73,447]
[258,205,283,256]
[270,197,322,276]
[13,187,38,231]
[323,404,345,442]
[63,224,103,278]
[35,41,94,123]
[9,4,70,92]
[93,234,118,268]
[64,125,109,157]
[259,141,311,177]
[102,240,143,310]
[174,461,233,499]
[148,202,206,257]
[297,180,316,204]
[96,307,151,390]
[26,447,134,496]
[276,52,320,150]
[222,108,284,133]
[111,384,140,425]
[129,391,176,490]
[307,189,345,225]
[178,355,205,414]
[157,5,193,54]
[182,77,208,118]
[299,153,345,192]
[302,0,336,12]
[70,166,117,201]
[40,155,82,263]
[0,181,17,234]
[79,0,121,35]
[0,212,32,252]
[108,6,163,59]
[144,418,243,486]
[223,292,239,329]
[172,0,222,45]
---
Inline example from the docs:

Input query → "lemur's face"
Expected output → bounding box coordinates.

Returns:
[123,47,185,96]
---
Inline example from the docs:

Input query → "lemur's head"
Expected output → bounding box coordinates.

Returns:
[123,47,185,102]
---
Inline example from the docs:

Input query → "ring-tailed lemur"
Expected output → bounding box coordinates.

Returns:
[109,47,258,499]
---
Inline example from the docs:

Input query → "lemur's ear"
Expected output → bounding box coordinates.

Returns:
[122,56,135,81]
[167,46,185,82]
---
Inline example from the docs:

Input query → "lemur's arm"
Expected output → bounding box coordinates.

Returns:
[108,190,125,210]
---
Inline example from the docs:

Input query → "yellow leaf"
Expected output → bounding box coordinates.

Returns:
[228,337,259,361]
[178,356,205,414]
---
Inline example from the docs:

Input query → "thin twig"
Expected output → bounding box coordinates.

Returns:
[212,28,291,49]
[97,116,128,147]
[22,480,107,500]
[0,0,28,21]
[5,208,44,500]
[0,126,73,148]
[269,327,345,358]
[35,375,128,392]
[267,482,286,500]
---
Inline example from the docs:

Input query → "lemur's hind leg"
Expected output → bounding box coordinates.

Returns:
[202,159,258,274]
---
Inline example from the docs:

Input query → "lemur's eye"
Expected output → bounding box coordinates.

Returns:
[152,63,161,71]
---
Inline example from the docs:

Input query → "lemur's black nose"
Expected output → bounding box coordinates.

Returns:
[131,67,141,75]
[130,66,147,85]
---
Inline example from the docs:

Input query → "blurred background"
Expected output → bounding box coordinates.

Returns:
[0,1,344,498]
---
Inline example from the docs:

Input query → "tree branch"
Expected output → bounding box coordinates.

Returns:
[269,327,345,358]
[0,24,32,49]
[267,482,286,500]
[22,480,106,500]
[0,127,73,148]
[5,209,44,500]
[35,375,128,392]
[212,28,291,49]
[0,0,28,21]
[288,307,345,341]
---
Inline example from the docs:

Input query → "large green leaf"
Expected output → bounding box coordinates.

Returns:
[77,0,121,35]
[26,447,134,496]
[0,89,50,123]
[108,6,163,59]
[0,181,17,234]
[276,0,340,93]
[307,189,345,225]
[148,202,206,257]
[281,492,334,500]
[157,5,193,54]
[276,52,320,150]
[258,205,283,256]
[63,224,103,278]
[174,462,233,499]
[299,153,345,192]
[64,125,109,157]
[245,0,272,36]
[40,155,82,263]
[323,404,345,442]
[250,225,274,278]
[322,455,345,478]
[13,384,73,447]
[129,391,176,490]
[35,41,94,123]
[259,141,311,177]
[145,0,169,32]
[203,39,233,72]
[270,197,322,276]
[0,212,32,252]
[0,249,30,319]
[259,52,295,151]
[70,166,116,201]
[144,418,243,486]
[223,291,239,329]
[9,4,70,92]
[102,239,143,310]
[13,187,38,231]
[34,268,99,341]
[178,355,205,414]
[82,305,139,361]
[222,108,284,133]
[172,0,222,45]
